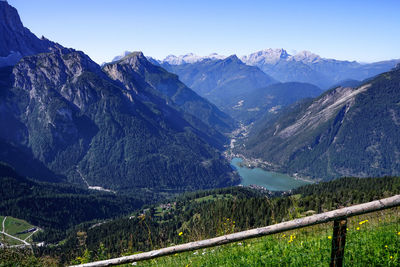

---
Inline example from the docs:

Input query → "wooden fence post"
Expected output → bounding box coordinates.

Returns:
[330,219,347,267]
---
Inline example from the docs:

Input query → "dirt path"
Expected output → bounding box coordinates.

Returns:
[1,216,5,232]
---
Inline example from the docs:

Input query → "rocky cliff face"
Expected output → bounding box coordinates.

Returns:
[0,1,60,66]
[244,67,400,180]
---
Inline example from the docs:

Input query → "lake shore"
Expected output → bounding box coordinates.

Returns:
[226,151,315,185]
[230,157,312,191]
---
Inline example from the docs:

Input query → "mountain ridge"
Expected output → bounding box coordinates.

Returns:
[241,48,400,88]
[141,49,400,89]
[243,66,400,180]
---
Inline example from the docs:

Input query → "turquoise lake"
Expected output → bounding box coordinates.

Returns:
[230,158,311,191]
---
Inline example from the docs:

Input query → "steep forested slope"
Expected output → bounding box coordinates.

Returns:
[243,66,400,180]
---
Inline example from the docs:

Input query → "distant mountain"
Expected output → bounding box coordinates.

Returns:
[229,82,322,124]
[241,48,290,65]
[243,66,400,180]
[241,48,400,89]
[103,52,235,134]
[0,1,61,67]
[159,55,276,119]
[159,53,226,65]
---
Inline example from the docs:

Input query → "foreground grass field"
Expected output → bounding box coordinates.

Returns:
[1,207,399,266]
[131,207,400,267]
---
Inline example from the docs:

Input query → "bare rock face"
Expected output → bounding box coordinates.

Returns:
[0,1,61,66]
[13,48,104,110]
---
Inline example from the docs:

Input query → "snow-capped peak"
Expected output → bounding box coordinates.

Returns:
[241,48,289,65]
[161,53,226,65]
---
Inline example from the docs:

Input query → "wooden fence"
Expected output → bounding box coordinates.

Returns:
[71,194,400,267]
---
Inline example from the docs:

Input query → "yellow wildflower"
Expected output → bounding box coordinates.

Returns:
[397,232,400,236]
[356,227,360,230]
[179,232,183,236]
[385,245,388,248]
[390,256,393,259]
[328,236,332,240]
[282,234,286,238]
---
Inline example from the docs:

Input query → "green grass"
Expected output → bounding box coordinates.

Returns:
[129,208,400,267]
[193,194,233,203]
[1,233,23,246]
[4,216,35,240]
[0,216,37,245]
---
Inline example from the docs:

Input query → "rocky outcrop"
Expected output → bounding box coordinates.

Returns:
[0,1,61,66]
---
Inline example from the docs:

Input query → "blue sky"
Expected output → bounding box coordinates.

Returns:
[8,0,400,64]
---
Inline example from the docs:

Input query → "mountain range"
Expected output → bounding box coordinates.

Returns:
[241,48,400,88]
[243,64,400,180]
[2,0,400,197]
[108,50,397,124]
[143,49,400,90]
[0,1,238,192]
[154,55,323,123]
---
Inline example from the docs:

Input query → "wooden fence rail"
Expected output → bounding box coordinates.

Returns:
[71,194,400,267]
